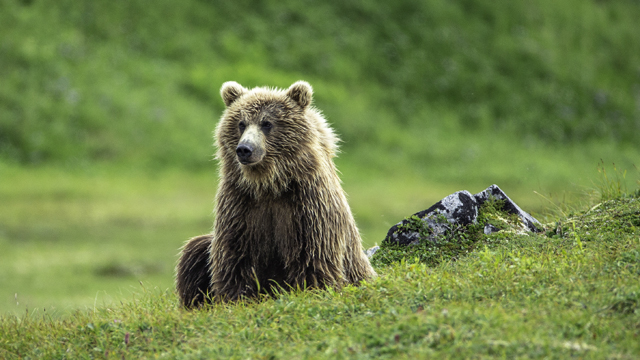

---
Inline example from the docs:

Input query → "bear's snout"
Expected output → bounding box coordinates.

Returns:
[236,144,254,163]
[236,125,266,165]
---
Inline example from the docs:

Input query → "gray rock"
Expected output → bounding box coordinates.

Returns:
[384,184,543,246]
[365,246,380,258]
[483,224,500,235]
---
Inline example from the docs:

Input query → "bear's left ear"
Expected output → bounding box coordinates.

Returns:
[220,81,247,107]
[286,81,313,109]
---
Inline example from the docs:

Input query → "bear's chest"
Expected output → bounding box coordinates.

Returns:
[240,193,304,258]
[246,199,296,238]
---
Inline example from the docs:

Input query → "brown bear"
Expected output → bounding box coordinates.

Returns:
[176,81,377,308]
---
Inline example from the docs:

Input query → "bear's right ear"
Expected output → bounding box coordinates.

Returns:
[220,81,246,107]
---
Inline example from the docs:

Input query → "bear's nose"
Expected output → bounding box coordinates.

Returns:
[236,144,253,161]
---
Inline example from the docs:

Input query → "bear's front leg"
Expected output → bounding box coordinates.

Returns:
[176,234,213,309]
[209,254,262,302]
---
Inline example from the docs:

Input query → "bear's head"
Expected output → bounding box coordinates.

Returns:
[215,81,338,196]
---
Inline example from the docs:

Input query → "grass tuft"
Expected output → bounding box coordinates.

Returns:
[595,160,640,202]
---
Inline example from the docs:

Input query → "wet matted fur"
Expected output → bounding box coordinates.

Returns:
[176,81,376,308]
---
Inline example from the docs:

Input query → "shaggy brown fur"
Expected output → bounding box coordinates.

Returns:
[176,81,376,308]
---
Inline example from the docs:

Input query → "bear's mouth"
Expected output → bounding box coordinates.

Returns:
[238,158,257,166]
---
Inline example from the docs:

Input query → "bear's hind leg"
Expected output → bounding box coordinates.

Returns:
[176,234,213,309]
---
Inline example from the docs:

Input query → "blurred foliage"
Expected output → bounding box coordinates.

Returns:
[1,0,639,166]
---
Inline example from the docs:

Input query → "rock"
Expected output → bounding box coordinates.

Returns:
[483,224,500,235]
[384,184,543,246]
[365,246,380,258]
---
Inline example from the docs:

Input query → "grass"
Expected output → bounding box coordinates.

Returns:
[595,160,640,202]
[1,192,638,358]
[0,165,215,315]
[1,156,638,316]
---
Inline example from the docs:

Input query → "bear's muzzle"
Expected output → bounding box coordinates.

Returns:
[236,125,265,165]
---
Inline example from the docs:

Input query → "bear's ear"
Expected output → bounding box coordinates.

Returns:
[286,81,313,109]
[220,81,246,107]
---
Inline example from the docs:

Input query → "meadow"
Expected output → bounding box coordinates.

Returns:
[1,0,640,357]
[1,190,639,358]
[1,153,638,316]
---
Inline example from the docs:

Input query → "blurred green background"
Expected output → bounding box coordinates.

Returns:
[1,0,639,316]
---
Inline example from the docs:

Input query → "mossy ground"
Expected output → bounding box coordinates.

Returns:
[371,197,528,268]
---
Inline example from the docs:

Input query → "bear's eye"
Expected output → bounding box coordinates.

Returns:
[238,122,246,132]
[261,121,273,131]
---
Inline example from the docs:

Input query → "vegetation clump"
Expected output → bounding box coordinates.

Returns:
[371,197,528,267]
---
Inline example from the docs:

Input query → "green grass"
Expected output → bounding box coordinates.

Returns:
[0,165,215,315]
[0,156,637,316]
[1,194,638,358]
[1,155,638,316]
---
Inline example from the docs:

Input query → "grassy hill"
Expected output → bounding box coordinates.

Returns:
[1,191,638,358]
